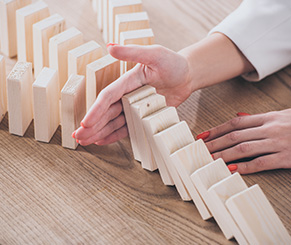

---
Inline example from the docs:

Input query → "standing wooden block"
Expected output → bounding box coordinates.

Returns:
[102,0,109,42]
[115,12,150,44]
[0,55,7,122]
[86,54,120,112]
[207,173,248,243]
[120,28,154,75]
[0,0,31,57]
[7,62,33,136]
[108,0,142,43]
[92,0,97,12]
[153,121,194,201]
[131,93,167,171]
[61,74,86,149]
[33,14,65,78]
[68,40,102,78]
[97,0,103,31]
[122,85,156,162]
[16,0,50,66]
[170,139,213,220]
[226,184,291,244]
[49,27,83,94]
[33,67,59,143]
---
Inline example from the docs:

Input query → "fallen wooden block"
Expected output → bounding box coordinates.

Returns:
[16,0,50,66]
[86,54,120,112]
[97,0,103,31]
[49,27,83,95]
[122,85,156,162]
[142,106,179,185]
[170,139,213,220]
[68,40,102,78]
[32,67,59,143]
[0,0,31,57]
[0,55,7,122]
[131,93,167,171]
[7,61,33,136]
[153,121,194,201]
[61,74,86,149]
[207,173,248,244]
[226,184,291,244]
[33,13,65,78]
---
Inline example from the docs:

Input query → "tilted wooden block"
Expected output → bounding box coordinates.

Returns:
[61,74,86,149]
[142,106,180,185]
[122,85,156,162]
[16,0,50,66]
[0,55,7,122]
[86,54,120,112]
[131,93,167,171]
[33,14,65,78]
[49,27,83,94]
[153,121,194,201]
[7,62,33,136]
[226,184,291,244]
[102,0,109,42]
[97,0,103,31]
[115,12,150,44]
[33,67,59,143]
[68,40,102,78]
[207,173,248,243]
[170,139,213,220]
[108,0,142,43]
[0,0,31,57]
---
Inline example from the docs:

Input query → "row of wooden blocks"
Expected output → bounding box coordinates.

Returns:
[122,85,291,244]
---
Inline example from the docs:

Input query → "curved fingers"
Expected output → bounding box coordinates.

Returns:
[95,125,128,145]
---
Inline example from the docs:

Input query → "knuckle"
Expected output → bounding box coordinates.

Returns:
[236,142,251,153]
[227,131,239,142]
[229,117,242,128]
[254,157,266,169]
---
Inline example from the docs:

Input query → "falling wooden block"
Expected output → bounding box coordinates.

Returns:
[130,93,167,171]
[86,54,120,112]
[108,0,142,43]
[7,62,33,136]
[16,0,50,66]
[115,12,150,44]
[226,184,291,244]
[61,74,86,149]
[97,0,103,31]
[0,55,7,122]
[142,106,179,185]
[207,173,248,243]
[68,40,102,78]
[102,0,109,42]
[32,67,59,143]
[122,85,156,162]
[49,27,83,94]
[170,139,213,220]
[0,0,31,57]
[120,28,154,75]
[33,14,65,78]
[153,121,194,201]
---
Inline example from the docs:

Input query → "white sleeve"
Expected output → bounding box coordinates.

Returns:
[209,0,291,81]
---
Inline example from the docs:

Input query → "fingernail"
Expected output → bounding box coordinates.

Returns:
[76,139,79,144]
[237,112,251,117]
[228,164,238,172]
[81,122,85,128]
[196,131,210,140]
[72,131,76,139]
[106,43,119,48]
[211,154,214,159]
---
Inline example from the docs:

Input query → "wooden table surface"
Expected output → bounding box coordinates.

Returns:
[1,0,290,244]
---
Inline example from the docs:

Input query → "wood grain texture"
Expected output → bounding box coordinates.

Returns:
[1,0,290,244]
[0,55,7,122]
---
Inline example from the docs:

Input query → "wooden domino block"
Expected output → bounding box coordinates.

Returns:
[207,173,248,243]
[0,0,31,57]
[120,28,154,75]
[92,0,97,12]
[97,0,103,31]
[102,0,109,42]
[49,27,83,94]
[61,74,86,149]
[130,93,167,171]
[86,54,120,112]
[16,0,50,66]
[108,0,142,43]
[153,121,194,201]
[68,40,102,78]
[0,55,7,122]
[226,184,291,244]
[170,139,213,220]
[122,85,156,162]
[7,62,33,136]
[32,67,59,143]
[33,14,65,78]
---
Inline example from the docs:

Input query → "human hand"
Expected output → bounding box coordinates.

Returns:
[197,109,291,174]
